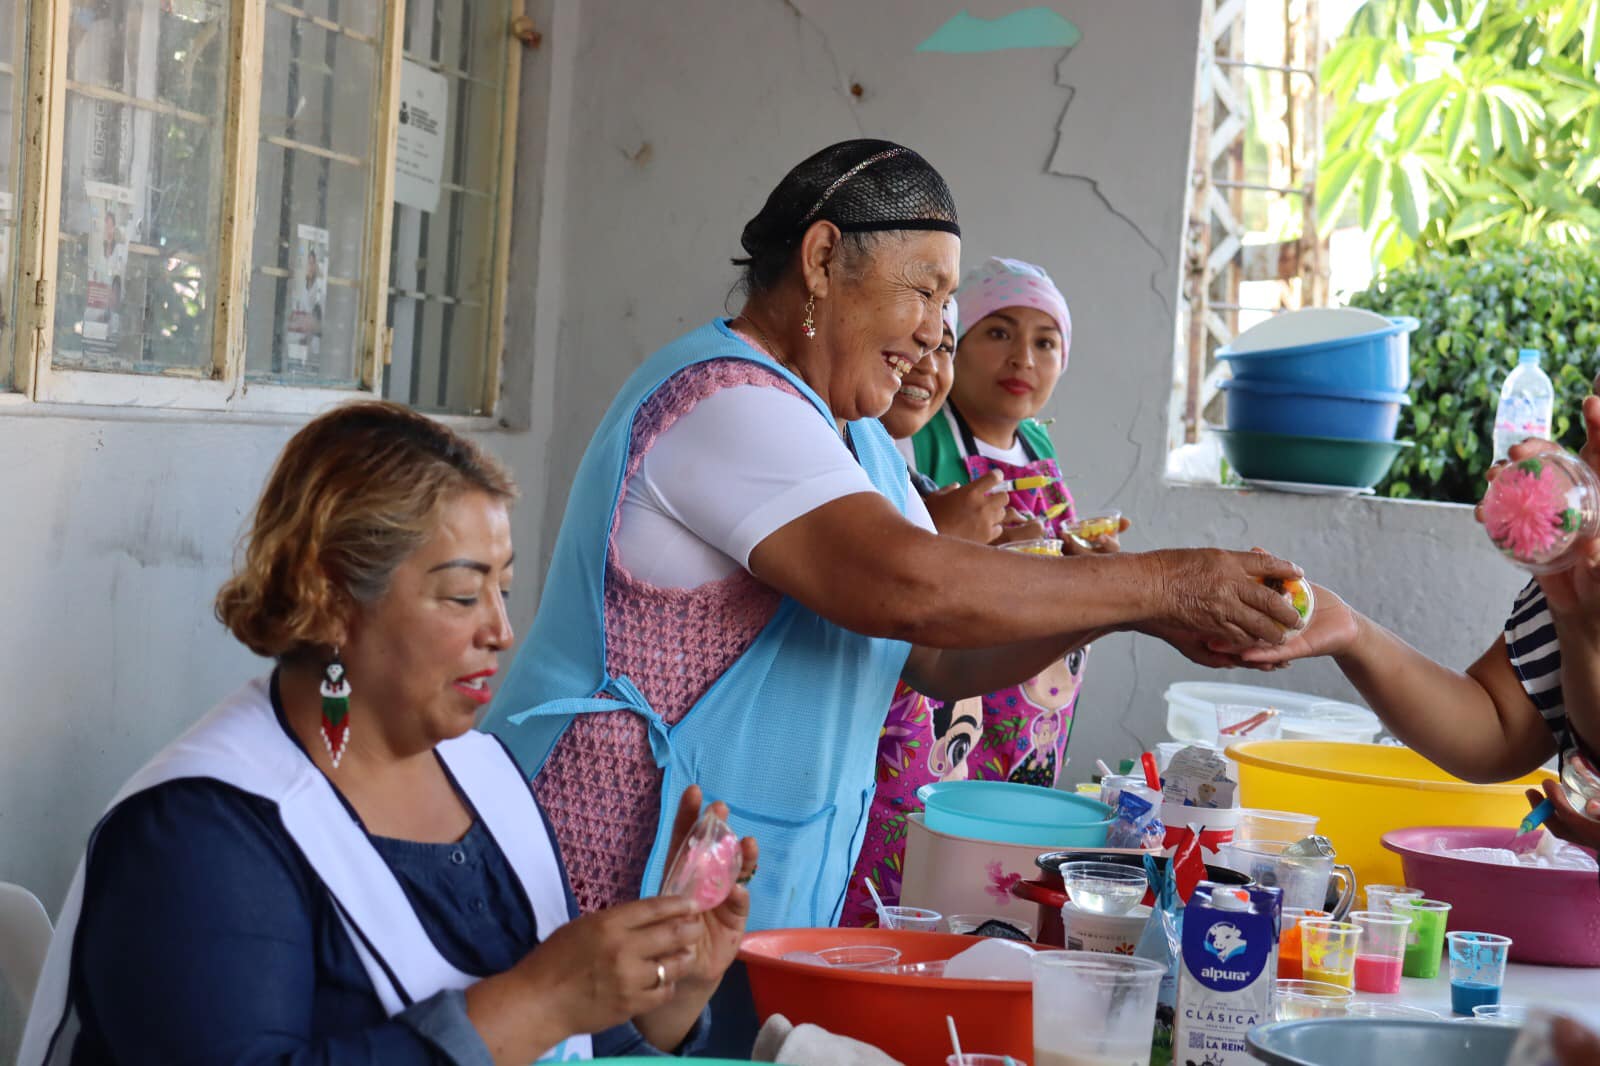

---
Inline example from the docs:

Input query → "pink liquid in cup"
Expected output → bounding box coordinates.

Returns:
[1354,953,1403,994]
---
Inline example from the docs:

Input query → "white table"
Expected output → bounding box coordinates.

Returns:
[1354,963,1600,1028]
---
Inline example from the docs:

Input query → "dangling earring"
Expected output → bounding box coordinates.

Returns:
[320,650,352,768]
[801,294,817,339]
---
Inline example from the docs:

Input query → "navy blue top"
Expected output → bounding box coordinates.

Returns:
[58,683,699,1064]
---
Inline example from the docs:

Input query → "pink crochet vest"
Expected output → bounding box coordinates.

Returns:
[535,353,799,913]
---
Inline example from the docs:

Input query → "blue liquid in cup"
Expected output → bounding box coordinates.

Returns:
[1451,980,1501,1015]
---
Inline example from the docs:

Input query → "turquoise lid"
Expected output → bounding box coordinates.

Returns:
[1519,347,1542,365]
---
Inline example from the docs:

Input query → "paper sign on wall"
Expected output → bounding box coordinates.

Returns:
[82,180,135,346]
[284,223,329,368]
[0,192,11,287]
[394,59,448,213]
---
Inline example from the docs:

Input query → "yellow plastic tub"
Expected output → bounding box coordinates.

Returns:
[1227,740,1554,889]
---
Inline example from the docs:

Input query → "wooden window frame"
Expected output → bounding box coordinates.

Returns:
[3,0,521,419]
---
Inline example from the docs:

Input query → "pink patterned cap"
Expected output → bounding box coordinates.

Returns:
[955,256,1071,351]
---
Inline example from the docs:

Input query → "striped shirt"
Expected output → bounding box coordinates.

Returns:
[1505,579,1574,755]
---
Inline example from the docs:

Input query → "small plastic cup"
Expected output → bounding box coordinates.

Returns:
[1392,898,1451,979]
[1447,931,1512,1015]
[946,1056,1025,1066]
[1346,1002,1442,1020]
[1273,979,1353,1021]
[879,905,943,932]
[1032,953,1165,1066]
[947,913,1036,939]
[1098,773,1143,810]
[1276,909,1331,980]
[1216,703,1283,741]
[1351,909,1411,994]
[1473,1003,1528,1026]
[1235,807,1319,845]
[816,945,902,971]
[1060,861,1149,916]
[1299,919,1362,989]
[1364,884,1424,914]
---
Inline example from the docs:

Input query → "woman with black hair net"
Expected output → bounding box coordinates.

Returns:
[485,139,1306,1049]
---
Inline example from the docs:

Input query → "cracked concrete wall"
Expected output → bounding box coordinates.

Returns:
[539,0,1524,767]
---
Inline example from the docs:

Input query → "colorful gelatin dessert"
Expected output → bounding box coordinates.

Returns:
[1481,451,1600,574]
[1262,575,1315,625]
[1062,512,1123,541]
[662,809,742,912]
[1005,538,1064,556]
[1561,750,1600,820]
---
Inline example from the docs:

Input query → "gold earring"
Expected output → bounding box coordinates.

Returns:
[801,294,816,339]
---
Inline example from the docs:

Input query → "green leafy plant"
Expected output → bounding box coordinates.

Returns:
[1349,242,1600,502]
[1321,0,1600,267]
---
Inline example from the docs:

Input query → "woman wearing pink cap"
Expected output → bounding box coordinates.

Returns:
[842,258,1124,926]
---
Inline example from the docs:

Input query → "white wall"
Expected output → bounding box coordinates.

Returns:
[530,0,1523,770]
[0,0,1523,921]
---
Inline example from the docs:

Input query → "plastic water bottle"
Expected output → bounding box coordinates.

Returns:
[1492,348,1554,461]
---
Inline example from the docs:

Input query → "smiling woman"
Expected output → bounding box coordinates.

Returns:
[21,401,759,1065]
[482,139,1310,1057]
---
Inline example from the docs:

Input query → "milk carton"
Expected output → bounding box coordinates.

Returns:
[1174,883,1274,1066]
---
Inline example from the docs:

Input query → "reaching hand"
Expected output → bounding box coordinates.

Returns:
[1147,547,1305,647]
[923,470,1009,544]
[1233,584,1360,666]
[1526,778,1600,849]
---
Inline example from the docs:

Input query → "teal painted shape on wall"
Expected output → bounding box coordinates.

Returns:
[916,8,1083,53]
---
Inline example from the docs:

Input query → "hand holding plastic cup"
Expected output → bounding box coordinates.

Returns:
[1032,952,1165,1066]
[1350,909,1411,993]
[1447,931,1512,1015]
[1392,898,1451,979]
[1299,919,1362,989]
[1364,883,1423,914]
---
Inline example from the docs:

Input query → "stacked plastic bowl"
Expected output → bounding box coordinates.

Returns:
[1214,308,1419,492]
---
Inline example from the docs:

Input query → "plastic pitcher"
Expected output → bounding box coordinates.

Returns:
[1221,839,1355,919]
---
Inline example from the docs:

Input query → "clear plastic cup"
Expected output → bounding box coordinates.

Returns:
[1032,952,1165,1066]
[1235,807,1319,845]
[879,905,943,932]
[1060,861,1149,916]
[1392,898,1451,979]
[1447,931,1512,1015]
[1473,1003,1528,1026]
[816,945,902,971]
[1346,1002,1442,1020]
[1216,703,1283,741]
[945,1056,1025,1066]
[1364,884,1423,914]
[1350,909,1411,994]
[947,913,1036,939]
[1273,979,1353,1021]
[1299,919,1362,989]
[1002,538,1064,556]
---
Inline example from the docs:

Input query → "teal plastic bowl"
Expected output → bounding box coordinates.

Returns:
[916,781,1113,847]
[1216,428,1413,489]
[1248,1019,1515,1066]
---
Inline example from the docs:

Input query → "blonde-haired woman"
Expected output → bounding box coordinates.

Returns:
[22,401,755,1065]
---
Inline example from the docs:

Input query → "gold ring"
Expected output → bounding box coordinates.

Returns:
[654,961,667,990]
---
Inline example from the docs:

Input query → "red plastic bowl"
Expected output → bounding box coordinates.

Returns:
[1381,826,1600,966]
[738,928,1032,1063]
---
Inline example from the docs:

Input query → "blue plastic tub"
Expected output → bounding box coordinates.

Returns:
[916,781,1113,847]
[1218,316,1418,393]
[1221,378,1410,441]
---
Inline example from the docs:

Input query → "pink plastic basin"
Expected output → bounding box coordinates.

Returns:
[1382,826,1600,967]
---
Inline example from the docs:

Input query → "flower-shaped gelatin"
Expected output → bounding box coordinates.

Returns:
[662,809,742,912]
[1481,452,1600,574]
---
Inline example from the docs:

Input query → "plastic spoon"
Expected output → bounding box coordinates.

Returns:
[946,1015,965,1065]
[865,877,894,930]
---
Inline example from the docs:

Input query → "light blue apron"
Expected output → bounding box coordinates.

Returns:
[483,318,912,930]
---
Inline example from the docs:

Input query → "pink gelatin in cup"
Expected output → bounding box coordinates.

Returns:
[1354,953,1403,994]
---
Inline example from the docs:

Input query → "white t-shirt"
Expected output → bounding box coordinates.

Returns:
[617,384,935,588]
[939,406,1031,465]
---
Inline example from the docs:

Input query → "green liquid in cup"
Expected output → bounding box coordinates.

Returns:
[1396,900,1449,980]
